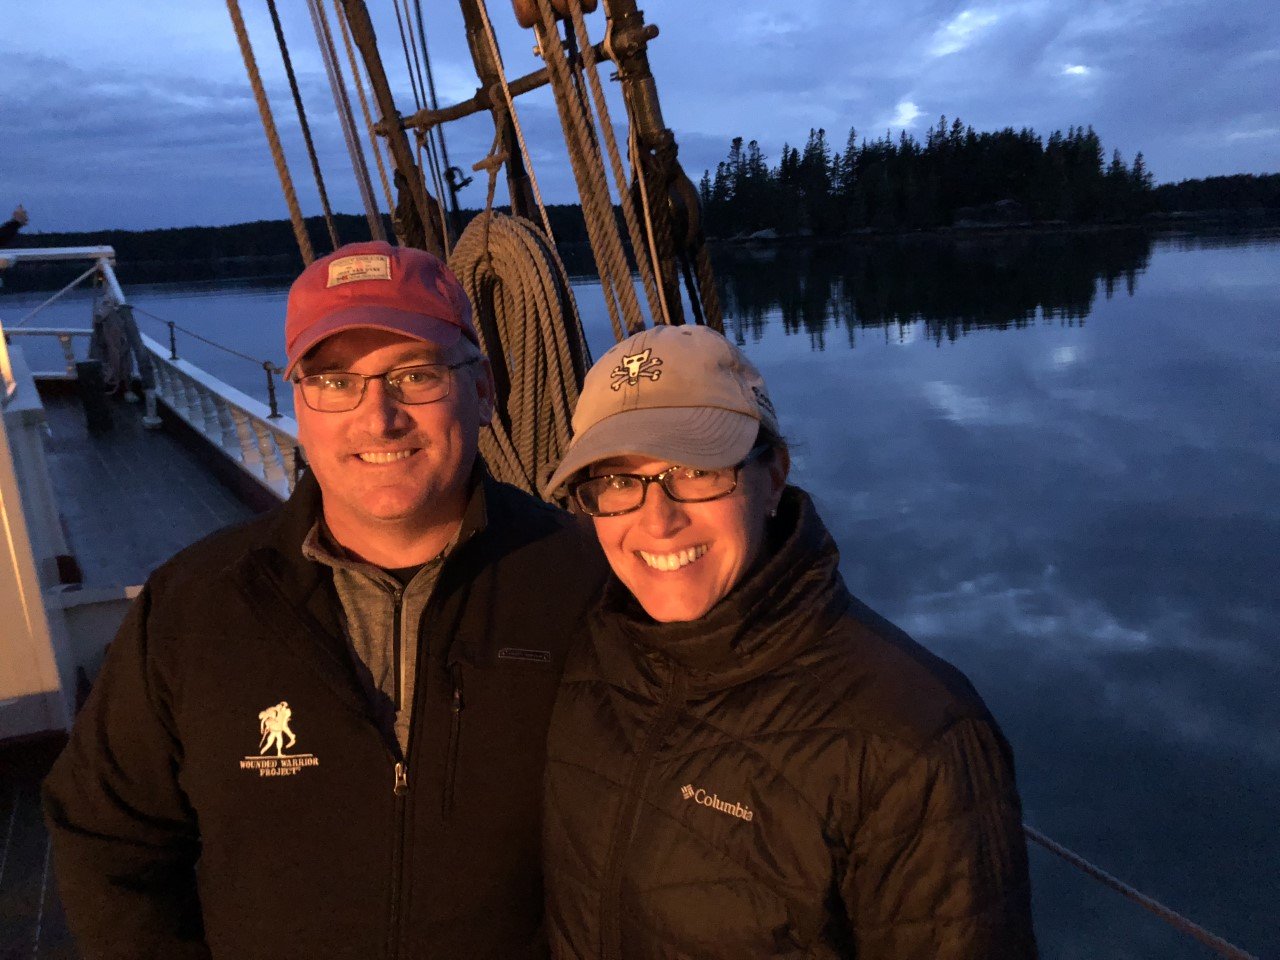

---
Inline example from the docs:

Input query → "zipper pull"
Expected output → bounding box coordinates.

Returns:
[393,762,408,796]
[451,664,464,714]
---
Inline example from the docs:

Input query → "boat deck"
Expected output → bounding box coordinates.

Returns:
[2,389,263,958]
[39,387,259,587]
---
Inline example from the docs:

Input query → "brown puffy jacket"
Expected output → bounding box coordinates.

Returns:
[544,487,1037,959]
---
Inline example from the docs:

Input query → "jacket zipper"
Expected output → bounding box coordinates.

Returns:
[388,582,407,960]
[598,668,687,960]
[444,663,464,814]
[386,758,408,960]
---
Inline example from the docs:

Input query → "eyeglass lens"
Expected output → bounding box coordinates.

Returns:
[575,465,738,516]
[298,364,453,412]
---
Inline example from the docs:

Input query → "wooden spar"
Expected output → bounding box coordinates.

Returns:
[455,0,541,227]
[337,0,449,255]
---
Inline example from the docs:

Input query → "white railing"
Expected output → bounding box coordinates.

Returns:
[5,326,94,379]
[139,331,299,502]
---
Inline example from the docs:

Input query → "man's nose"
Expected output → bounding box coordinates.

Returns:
[357,378,412,431]
[637,480,689,539]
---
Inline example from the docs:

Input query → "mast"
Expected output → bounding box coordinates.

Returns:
[338,0,450,255]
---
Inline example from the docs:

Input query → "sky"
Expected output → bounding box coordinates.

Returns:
[4,0,1278,232]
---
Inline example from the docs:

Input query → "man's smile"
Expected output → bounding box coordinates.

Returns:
[354,448,420,465]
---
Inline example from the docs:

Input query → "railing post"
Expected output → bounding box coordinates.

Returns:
[167,321,178,360]
[264,362,282,419]
[57,334,76,377]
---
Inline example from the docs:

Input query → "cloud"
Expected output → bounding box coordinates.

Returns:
[1225,127,1280,142]
[5,0,1280,229]
[889,99,924,128]
[930,8,1002,57]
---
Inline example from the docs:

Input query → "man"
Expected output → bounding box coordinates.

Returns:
[0,204,28,246]
[44,240,603,959]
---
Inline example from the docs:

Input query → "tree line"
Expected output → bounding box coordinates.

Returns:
[698,118,1162,237]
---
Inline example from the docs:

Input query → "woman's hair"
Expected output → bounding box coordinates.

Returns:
[754,421,790,464]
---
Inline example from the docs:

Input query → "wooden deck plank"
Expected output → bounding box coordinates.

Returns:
[37,388,260,587]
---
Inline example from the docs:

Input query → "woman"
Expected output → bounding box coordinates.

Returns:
[540,325,1037,959]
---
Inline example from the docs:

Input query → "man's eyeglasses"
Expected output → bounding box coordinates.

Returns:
[293,358,479,413]
[569,446,769,517]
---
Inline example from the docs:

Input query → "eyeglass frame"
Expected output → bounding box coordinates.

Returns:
[569,444,771,518]
[291,357,481,413]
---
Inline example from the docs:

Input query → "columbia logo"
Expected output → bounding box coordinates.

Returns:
[680,783,754,822]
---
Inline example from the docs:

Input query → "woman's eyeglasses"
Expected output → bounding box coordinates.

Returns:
[570,446,768,517]
[293,358,479,412]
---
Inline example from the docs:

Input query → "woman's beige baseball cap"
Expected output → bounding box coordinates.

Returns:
[542,325,779,499]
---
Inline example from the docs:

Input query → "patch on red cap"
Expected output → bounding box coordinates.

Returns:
[327,254,391,287]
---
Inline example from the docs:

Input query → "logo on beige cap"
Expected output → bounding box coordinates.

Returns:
[610,348,663,391]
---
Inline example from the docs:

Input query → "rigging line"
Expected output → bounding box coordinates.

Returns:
[395,0,449,249]
[265,0,340,252]
[533,0,643,337]
[1023,825,1259,960]
[472,0,556,242]
[419,130,453,258]
[389,0,425,110]
[412,0,458,205]
[225,0,315,265]
[11,265,99,327]
[566,0,665,325]
[629,126,673,325]
[306,0,385,242]
[130,306,281,369]
[331,0,396,219]
[416,134,452,259]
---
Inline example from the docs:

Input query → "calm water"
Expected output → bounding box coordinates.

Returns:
[5,228,1277,958]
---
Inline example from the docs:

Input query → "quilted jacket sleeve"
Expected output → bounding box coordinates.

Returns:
[42,584,211,960]
[842,715,1038,960]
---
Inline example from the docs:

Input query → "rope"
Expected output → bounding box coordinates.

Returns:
[131,306,282,370]
[389,2,453,258]
[532,0,645,340]
[565,0,665,326]
[1023,825,1259,960]
[225,0,315,265]
[332,0,396,219]
[11,265,99,327]
[265,0,339,252]
[630,126,674,325]
[471,0,556,242]
[307,0,384,242]
[449,212,589,495]
[413,0,461,223]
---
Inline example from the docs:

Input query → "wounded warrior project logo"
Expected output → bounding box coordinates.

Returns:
[681,783,754,822]
[239,700,321,778]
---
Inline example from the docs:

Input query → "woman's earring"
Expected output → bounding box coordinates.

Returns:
[769,507,778,518]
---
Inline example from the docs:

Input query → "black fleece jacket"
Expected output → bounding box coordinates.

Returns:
[44,469,604,960]
[544,486,1037,959]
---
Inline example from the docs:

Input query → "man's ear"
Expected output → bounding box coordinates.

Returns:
[474,357,496,427]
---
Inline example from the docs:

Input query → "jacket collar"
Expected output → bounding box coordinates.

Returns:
[592,486,850,697]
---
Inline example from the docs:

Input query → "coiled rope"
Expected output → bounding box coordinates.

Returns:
[1023,825,1259,960]
[449,211,588,494]
[224,0,314,265]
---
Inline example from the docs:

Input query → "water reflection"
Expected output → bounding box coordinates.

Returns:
[713,230,1153,348]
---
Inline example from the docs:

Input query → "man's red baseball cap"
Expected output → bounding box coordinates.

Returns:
[284,240,479,378]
